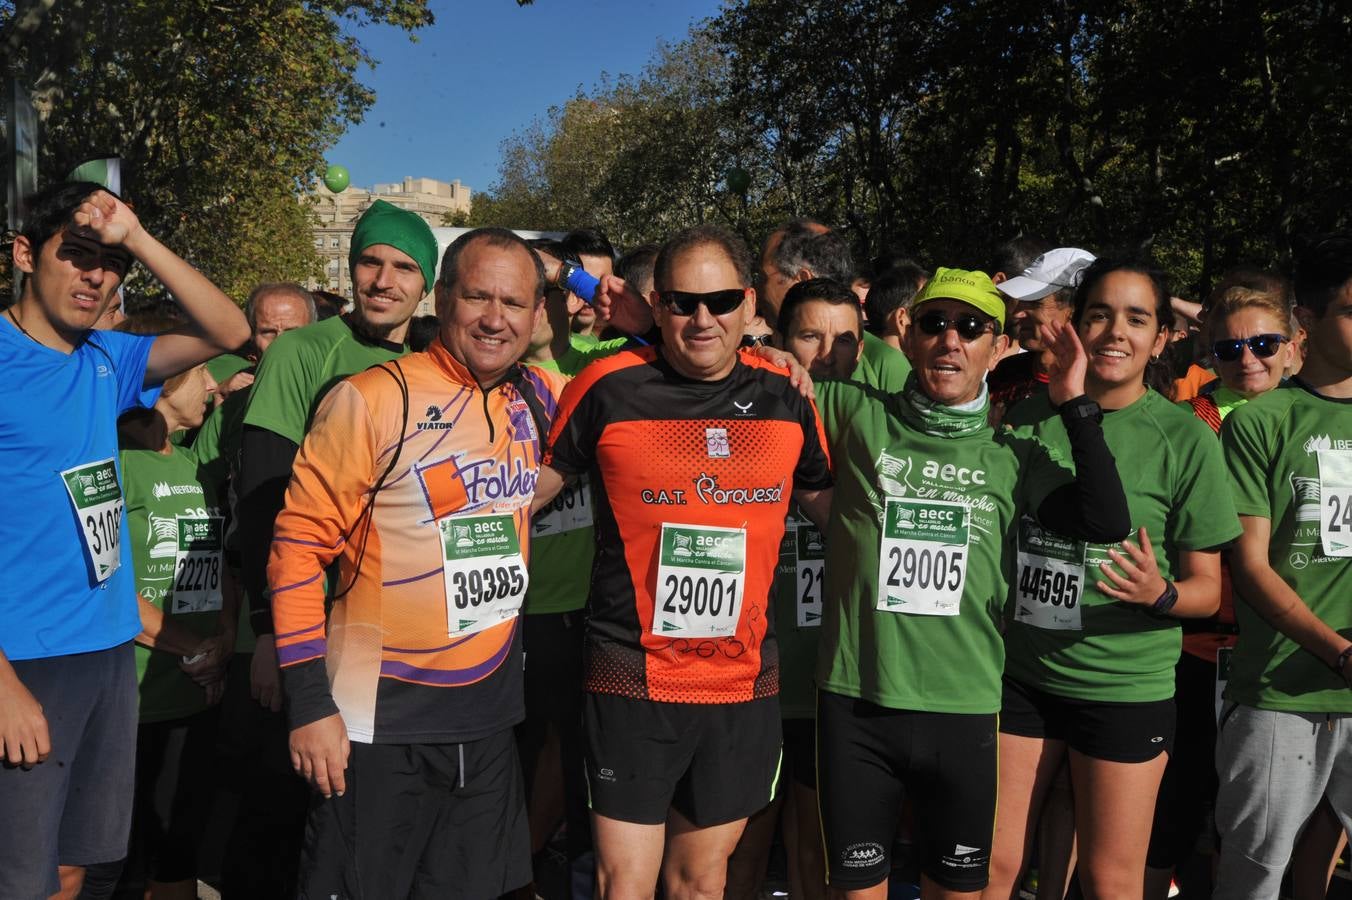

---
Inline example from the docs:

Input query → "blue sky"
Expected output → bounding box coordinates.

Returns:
[327,0,726,196]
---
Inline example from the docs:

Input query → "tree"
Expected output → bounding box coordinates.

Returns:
[1,0,434,306]
[479,0,1351,297]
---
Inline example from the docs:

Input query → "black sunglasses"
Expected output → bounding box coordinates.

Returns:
[659,289,746,317]
[914,309,996,342]
[1211,333,1287,362]
[740,333,771,348]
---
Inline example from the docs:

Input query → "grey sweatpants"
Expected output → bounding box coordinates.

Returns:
[1213,702,1352,900]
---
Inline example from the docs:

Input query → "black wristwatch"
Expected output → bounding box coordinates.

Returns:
[1058,394,1103,424]
[554,258,584,293]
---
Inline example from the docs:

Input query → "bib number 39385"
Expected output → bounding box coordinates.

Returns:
[654,523,747,638]
[172,516,224,613]
[60,458,124,582]
[1013,516,1084,631]
[1318,449,1352,556]
[439,514,528,637]
[876,498,968,616]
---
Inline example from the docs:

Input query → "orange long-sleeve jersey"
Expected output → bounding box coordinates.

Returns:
[270,338,566,743]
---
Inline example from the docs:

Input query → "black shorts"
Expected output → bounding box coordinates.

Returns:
[517,610,589,858]
[299,728,531,899]
[816,689,997,892]
[783,717,816,790]
[1147,651,1221,868]
[122,708,220,888]
[999,676,1175,762]
[583,692,781,827]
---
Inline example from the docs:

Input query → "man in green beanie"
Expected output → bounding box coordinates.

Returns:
[225,198,437,894]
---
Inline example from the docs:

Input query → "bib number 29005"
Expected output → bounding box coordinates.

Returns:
[876,498,969,617]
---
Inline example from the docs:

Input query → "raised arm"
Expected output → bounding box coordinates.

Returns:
[70,191,249,384]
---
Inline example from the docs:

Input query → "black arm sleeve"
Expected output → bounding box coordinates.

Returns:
[1035,397,1132,542]
[237,425,300,636]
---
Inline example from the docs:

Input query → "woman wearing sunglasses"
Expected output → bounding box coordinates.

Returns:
[986,259,1242,900]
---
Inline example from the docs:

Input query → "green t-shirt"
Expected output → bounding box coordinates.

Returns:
[1004,390,1241,702]
[120,444,225,723]
[205,353,252,385]
[1222,381,1352,713]
[854,331,912,394]
[775,507,824,719]
[815,380,1069,714]
[522,345,623,615]
[243,316,406,445]
[190,387,252,651]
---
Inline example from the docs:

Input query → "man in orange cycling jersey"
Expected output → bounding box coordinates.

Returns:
[536,224,834,900]
[269,228,567,898]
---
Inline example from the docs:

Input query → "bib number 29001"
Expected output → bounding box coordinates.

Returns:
[653,523,747,638]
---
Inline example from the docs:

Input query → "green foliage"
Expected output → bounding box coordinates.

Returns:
[474,0,1351,298]
[1,0,433,304]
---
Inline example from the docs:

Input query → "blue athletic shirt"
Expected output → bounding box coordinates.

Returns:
[0,322,157,660]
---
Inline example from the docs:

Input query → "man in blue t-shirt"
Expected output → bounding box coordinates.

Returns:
[0,181,249,900]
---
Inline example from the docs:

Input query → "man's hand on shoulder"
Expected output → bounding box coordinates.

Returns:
[290,712,350,798]
[594,274,654,337]
[0,662,50,768]
[749,345,816,400]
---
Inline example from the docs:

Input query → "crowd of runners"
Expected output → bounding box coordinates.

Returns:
[2,180,1350,900]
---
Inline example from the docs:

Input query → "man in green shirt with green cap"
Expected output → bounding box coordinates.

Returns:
[229,198,437,896]
[810,267,1130,900]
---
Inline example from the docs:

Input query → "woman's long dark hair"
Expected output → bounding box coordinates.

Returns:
[1071,257,1176,398]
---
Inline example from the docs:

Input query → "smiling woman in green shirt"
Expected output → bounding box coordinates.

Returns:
[988,260,1242,900]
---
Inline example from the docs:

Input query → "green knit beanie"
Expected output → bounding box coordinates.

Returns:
[347,199,438,293]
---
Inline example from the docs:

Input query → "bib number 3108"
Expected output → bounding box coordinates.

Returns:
[60,458,124,582]
[654,523,747,638]
[876,498,969,617]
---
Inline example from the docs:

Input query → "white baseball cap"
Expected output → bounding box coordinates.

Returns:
[997,247,1097,302]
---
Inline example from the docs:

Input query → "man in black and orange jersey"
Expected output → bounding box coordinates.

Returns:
[535,224,834,900]
[269,228,567,898]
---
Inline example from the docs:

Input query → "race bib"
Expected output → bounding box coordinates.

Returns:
[876,498,969,617]
[172,516,224,613]
[654,523,747,638]
[794,521,825,628]
[439,514,528,637]
[532,474,594,538]
[60,458,124,581]
[1317,450,1352,556]
[1013,517,1084,630]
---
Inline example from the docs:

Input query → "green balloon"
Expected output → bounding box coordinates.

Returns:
[726,167,751,194]
[323,165,350,193]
